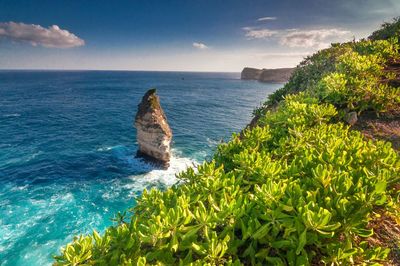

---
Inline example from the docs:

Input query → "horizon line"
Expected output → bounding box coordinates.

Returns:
[0,68,242,74]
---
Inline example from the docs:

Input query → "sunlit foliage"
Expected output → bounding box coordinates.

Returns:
[54,19,400,266]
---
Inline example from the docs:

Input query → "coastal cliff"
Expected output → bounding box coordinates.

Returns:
[241,67,294,82]
[55,18,400,266]
[134,89,172,168]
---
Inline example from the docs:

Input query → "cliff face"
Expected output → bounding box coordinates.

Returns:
[134,89,172,168]
[241,67,294,83]
[241,67,263,80]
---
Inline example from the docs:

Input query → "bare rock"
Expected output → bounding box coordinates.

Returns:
[345,111,358,126]
[134,89,172,168]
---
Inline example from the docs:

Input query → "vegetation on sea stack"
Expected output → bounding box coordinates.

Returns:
[54,19,400,265]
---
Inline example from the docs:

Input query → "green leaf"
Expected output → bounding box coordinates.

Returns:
[296,229,307,255]
[354,228,374,238]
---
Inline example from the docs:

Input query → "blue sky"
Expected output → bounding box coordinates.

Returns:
[0,0,399,71]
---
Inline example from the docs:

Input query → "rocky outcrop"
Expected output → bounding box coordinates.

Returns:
[241,67,294,83]
[241,67,263,80]
[344,111,358,126]
[134,89,172,168]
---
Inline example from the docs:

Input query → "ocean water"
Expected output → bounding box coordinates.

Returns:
[0,70,280,265]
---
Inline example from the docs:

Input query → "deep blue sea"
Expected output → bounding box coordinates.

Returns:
[0,71,280,265]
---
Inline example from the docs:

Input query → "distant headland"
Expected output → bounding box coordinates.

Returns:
[241,67,294,83]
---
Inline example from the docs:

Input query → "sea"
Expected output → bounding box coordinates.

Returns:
[0,70,280,265]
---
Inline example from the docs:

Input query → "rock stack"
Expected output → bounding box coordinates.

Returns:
[134,89,172,168]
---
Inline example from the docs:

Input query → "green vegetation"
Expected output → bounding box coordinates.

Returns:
[146,88,161,110]
[259,38,399,114]
[54,20,400,265]
[369,17,400,41]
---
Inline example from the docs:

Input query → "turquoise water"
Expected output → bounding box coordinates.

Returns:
[0,71,280,265]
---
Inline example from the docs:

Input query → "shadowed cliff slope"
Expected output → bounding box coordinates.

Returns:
[241,67,294,83]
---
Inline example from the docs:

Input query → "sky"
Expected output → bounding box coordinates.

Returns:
[0,0,399,72]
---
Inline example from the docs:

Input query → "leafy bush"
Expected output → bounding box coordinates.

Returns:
[54,94,399,265]
[257,29,400,116]
[261,46,347,108]
[314,44,399,112]
[54,19,400,266]
[369,17,400,41]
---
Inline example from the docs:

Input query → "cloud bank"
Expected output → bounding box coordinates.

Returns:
[243,27,278,39]
[244,26,351,48]
[280,29,351,48]
[0,22,85,48]
[192,42,208,49]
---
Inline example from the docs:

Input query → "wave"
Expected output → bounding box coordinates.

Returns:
[27,151,43,161]
[96,146,115,152]
[206,137,221,146]
[0,191,75,265]
[3,113,21,118]
[124,150,197,194]
[2,151,43,167]
[95,145,197,194]
[10,184,29,192]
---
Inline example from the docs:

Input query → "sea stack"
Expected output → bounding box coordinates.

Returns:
[134,89,172,168]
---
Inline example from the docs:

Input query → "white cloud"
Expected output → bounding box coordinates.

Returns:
[0,22,85,48]
[255,52,311,57]
[243,27,278,39]
[257,17,277,21]
[192,42,208,49]
[279,29,351,48]
[243,25,351,48]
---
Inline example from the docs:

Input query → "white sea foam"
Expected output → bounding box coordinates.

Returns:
[97,146,115,152]
[3,151,42,167]
[125,150,197,193]
[206,137,221,146]
[26,151,42,161]
[0,190,76,265]
[18,240,58,266]
[10,184,29,192]
[3,113,21,118]
[50,192,74,204]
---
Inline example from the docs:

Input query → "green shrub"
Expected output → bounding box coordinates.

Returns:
[257,32,399,116]
[369,17,400,41]
[54,19,400,266]
[260,46,347,109]
[54,95,399,265]
[315,45,399,112]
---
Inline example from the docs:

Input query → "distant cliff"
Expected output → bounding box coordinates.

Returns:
[241,67,294,83]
